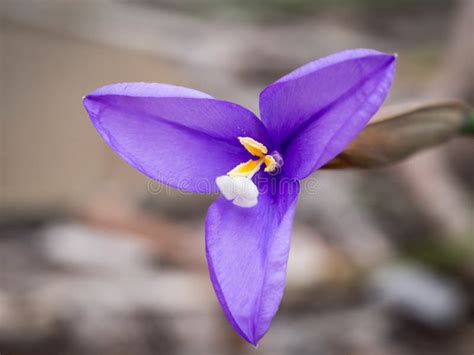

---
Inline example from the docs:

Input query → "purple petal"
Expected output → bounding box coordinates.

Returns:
[205,177,299,345]
[260,49,396,179]
[83,83,269,193]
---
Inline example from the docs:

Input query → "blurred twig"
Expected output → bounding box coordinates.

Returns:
[77,194,205,269]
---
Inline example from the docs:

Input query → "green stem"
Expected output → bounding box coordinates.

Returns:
[462,109,474,135]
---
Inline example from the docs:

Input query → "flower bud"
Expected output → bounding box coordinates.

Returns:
[324,100,473,169]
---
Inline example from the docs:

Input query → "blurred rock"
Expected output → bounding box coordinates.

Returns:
[0,222,222,355]
[257,302,397,355]
[40,223,156,273]
[369,263,467,328]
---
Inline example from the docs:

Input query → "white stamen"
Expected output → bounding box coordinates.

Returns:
[216,175,258,208]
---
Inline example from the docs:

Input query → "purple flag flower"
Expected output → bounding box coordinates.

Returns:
[83,49,396,345]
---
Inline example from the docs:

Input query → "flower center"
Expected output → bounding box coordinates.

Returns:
[216,137,282,208]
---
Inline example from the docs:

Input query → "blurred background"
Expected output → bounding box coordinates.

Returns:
[1,1,474,354]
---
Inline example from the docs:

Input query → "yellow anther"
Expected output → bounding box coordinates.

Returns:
[226,137,278,178]
[228,158,263,177]
[238,137,268,157]
[263,155,277,172]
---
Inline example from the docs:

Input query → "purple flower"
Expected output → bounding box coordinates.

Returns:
[83,49,396,345]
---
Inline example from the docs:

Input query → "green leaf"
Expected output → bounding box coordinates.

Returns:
[461,109,474,135]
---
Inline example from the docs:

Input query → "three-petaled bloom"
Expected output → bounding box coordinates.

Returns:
[83,49,396,345]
